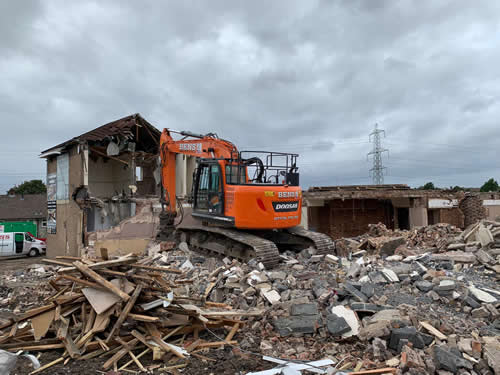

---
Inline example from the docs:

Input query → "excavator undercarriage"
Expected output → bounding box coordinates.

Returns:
[158,214,335,268]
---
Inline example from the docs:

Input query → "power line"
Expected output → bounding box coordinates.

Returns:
[367,123,388,185]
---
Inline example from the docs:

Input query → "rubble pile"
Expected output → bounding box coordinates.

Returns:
[145,220,499,374]
[0,253,261,374]
[335,223,463,257]
[0,219,498,374]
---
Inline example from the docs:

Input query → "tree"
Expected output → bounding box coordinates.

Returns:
[480,178,499,192]
[8,180,47,195]
[420,182,436,190]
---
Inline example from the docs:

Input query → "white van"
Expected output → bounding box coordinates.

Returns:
[0,232,46,257]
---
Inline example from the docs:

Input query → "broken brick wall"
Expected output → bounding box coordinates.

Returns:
[438,207,465,229]
[310,199,393,239]
[460,195,487,228]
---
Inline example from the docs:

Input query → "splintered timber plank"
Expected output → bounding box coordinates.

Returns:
[62,335,82,358]
[150,336,185,359]
[76,329,95,349]
[42,259,73,267]
[15,304,55,323]
[106,285,143,343]
[127,313,160,323]
[78,348,105,360]
[6,343,65,351]
[419,321,447,340]
[116,337,146,372]
[48,279,62,292]
[118,329,185,371]
[350,369,397,375]
[84,306,97,334]
[54,293,84,305]
[32,309,56,341]
[100,248,109,260]
[98,268,157,282]
[145,322,162,338]
[131,330,155,350]
[73,262,130,301]
[60,274,105,290]
[225,323,240,342]
[196,340,237,349]
[29,356,65,375]
[103,338,140,370]
[58,256,137,273]
[129,264,182,274]
[93,308,114,333]
[56,318,70,340]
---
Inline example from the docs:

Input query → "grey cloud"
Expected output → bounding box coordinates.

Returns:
[1,0,500,192]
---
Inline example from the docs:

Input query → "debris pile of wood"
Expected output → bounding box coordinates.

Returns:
[0,253,259,374]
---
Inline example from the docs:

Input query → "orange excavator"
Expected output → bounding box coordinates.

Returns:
[158,129,334,267]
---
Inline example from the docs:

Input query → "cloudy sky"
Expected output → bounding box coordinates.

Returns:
[1,0,500,193]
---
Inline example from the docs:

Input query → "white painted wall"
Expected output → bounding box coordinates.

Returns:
[88,157,131,197]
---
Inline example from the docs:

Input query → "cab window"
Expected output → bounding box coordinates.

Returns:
[225,165,246,184]
[25,233,33,242]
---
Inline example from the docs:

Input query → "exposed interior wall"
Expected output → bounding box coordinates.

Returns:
[90,199,158,256]
[309,199,394,239]
[136,159,158,196]
[87,202,136,232]
[88,156,132,198]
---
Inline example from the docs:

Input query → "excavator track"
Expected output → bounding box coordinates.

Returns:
[178,225,281,268]
[286,226,336,255]
[173,225,336,268]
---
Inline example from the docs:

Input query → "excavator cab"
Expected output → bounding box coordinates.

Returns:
[191,151,302,229]
[193,161,224,216]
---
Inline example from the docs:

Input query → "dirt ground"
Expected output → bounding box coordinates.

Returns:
[11,345,272,375]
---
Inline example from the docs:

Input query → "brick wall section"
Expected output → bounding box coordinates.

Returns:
[439,207,464,228]
[459,195,487,228]
[311,199,392,239]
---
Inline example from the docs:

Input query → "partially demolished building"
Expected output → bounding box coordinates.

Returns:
[302,185,470,239]
[40,114,161,257]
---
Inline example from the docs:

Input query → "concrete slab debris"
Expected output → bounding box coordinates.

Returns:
[468,285,498,303]
[331,306,359,338]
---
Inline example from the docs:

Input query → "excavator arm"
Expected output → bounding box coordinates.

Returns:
[159,128,238,215]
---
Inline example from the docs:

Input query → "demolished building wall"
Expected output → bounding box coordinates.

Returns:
[304,185,469,240]
[40,114,161,258]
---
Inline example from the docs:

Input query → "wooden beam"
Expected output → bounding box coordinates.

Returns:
[130,264,182,274]
[225,323,239,342]
[349,369,397,375]
[73,262,130,301]
[196,340,237,349]
[128,313,160,323]
[103,338,140,370]
[42,259,73,267]
[60,274,104,290]
[150,336,185,359]
[90,146,129,166]
[106,285,143,343]
[59,256,136,274]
